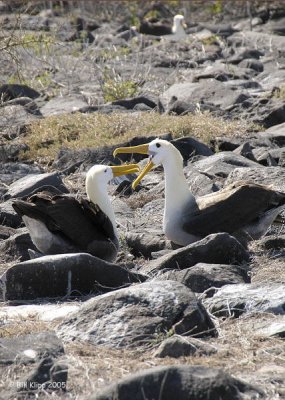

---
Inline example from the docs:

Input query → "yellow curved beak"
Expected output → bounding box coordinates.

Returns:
[113,143,155,189]
[111,164,140,177]
[131,160,155,189]
[113,143,149,158]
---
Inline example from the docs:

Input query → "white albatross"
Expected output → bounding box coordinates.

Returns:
[170,14,187,39]
[12,164,139,262]
[113,139,285,246]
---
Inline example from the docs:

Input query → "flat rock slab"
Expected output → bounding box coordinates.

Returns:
[0,303,81,323]
[144,233,249,274]
[0,331,64,365]
[192,152,260,178]
[204,283,285,317]
[225,166,285,192]
[57,280,217,349]
[157,263,249,296]
[254,316,285,338]
[229,30,285,53]
[0,253,146,301]
[159,80,251,112]
[40,95,89,117]
[91,365,264,400]
[256,122,285,147]
[3,172,68,200]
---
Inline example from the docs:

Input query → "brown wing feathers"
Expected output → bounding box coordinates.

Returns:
[12,192,115,250]
[182,183,285,237]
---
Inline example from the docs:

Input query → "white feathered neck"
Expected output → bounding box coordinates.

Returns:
[85,171,118,238]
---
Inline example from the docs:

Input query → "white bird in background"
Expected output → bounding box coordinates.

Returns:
[114,139,285,247]
[171,14,187,39]
[12,164,139,262]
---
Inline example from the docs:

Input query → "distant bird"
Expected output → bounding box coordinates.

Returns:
[170,14,187,39]
[114,139,285,247]
[12,164,139,262]
[139,14,187,39]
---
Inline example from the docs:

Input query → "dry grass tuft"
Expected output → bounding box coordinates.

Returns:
[2,314,280,399]
[18,111,253,165]
[249,252,285,284]
[0,319,53,338]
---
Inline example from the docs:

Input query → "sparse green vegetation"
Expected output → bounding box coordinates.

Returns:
[18,32,54,56]
[2,30,55,89]
[208,0,223,15]
[152,327,175,346]
[127,2,141,27]
[97,46,131,62]
[34,70,52,88]
[19,111,254,165]
[201,34,221,46]
[102,69,139,102]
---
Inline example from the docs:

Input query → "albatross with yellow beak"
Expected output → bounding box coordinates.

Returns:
[12,164,139,262]
[114,139,285,246]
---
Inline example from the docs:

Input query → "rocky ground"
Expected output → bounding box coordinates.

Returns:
[0,1,285,399]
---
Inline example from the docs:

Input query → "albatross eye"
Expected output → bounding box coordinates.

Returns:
[104,168,107,173]
[156,143,161,148]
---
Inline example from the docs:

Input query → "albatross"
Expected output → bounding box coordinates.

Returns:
[170,14,187,39]
[12,164,139,262]
[113,139,285,246]
[139,14,187,39]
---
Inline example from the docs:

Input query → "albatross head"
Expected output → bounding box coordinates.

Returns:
[86,164,139,198]
[113,139,183,189]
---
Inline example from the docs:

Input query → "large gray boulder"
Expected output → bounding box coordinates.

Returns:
[159,80,250,113]
[3,172,68,200]
[1,253,146,301]
[57,280,217,348]
[144,233,249,274]
[192,152,260,178]
[91,365,264,400]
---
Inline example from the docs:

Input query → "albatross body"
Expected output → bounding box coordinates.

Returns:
[139,14,187,39]
[114,139,285,246]
[12,164,139,262]
[171,14,187,39]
